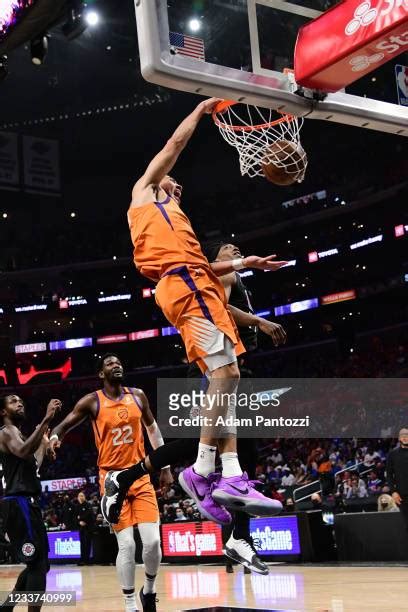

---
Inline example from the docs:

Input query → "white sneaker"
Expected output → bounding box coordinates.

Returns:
[124,594,137,612]
[224,534,269,575]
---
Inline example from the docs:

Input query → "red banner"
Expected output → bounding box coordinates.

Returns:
[321,290,357,305]
[128,329,159,341]
[16,358,72,385]
[295,0,408,91]
[161,521,223,557]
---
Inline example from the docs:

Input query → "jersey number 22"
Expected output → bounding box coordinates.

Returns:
[111,425,133,446]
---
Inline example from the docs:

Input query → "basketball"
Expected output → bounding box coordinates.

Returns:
[261,140,307,186]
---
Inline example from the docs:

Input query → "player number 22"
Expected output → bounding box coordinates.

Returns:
[111,425,133,446]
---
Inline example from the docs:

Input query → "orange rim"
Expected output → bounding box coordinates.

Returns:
[212,100,295,132]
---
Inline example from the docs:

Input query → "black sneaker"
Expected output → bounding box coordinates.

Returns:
[224,534,269,575]
[101,470,128,524]
[139,587,158,612]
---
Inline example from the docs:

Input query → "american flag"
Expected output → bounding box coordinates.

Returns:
[169,31,205,61]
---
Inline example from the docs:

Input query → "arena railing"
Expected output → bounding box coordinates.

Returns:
[293,462,366,504]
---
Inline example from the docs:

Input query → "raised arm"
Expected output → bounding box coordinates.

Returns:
[48,394,94,459]
[34,429,51,469]
[131,98,221,205]
[210,254,288,276]
[2,399,60,459]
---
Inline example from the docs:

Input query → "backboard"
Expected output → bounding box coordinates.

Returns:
[134,0,408,136]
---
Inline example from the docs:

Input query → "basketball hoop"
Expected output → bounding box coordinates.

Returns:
[212,100,307,183]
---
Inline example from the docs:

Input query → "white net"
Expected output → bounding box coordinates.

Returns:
[213,103,307,182]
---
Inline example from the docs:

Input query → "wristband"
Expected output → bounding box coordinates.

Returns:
[49,434,59,442]
[161,465,171,470]
[232,258,245,271]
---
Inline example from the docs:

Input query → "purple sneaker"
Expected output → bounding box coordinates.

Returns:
[178,467,232,525]
[211,472,283,516]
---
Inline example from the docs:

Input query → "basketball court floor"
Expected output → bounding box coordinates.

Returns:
[1,563,407,611]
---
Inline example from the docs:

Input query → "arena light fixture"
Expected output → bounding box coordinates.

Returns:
[188,18,201,33]
[85,10,99,26]
[30,34,48,65]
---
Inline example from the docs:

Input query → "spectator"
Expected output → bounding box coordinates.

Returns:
[281,469,296,487]
[366,470,383,494]
[89,494,100,516]
[378,494,399,512]
[44,510,59,528]
[346,476,368,499]
[267,483,285,504]
[269,449,283,465]
[61,494,77,530]
[386,428,408,532]
[293,466,308,485]
[185,506,200,521]
[76,492,94,565]
[363,447,379,468]
[174,508,187,522]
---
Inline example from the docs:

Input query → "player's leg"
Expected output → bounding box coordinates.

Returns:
[132,482,161,612]
[115,525,137,612]
[24,555,50,612]
[101,438,199,524]
[137,522,161,612]
[223,438,268,575]
[181,339,282,519]
[2,499,50,612]
[100,469,137,612]
[179,353,240,524]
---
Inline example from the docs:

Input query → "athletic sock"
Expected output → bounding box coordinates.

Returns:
[143,572,156,595]
[193,443,217,477]
[220,452,243,478]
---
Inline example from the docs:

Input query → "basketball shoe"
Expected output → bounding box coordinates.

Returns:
[224,533,268,575]
[211,471,283,516]
[178,467,232,525]
[139,587,158,612]
[101,471,128,524]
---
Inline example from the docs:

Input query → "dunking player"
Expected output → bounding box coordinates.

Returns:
[190,240,286,575]
[101,98,286,527]
[0,395,61,612]
[49,354,171,612]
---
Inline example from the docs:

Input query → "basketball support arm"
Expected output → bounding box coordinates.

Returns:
[135,0,408,137]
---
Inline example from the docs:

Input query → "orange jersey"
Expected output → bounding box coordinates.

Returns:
[127,195,210,282]
[91,387,147,471]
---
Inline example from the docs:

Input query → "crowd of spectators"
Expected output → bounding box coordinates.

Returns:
[0,316,406,557]
[33,435,400,533]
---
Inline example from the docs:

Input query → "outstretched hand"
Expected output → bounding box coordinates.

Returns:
[243,254,288,271]
[47,437,61,461]
[258,319,287,347]
[45,399,62,423]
